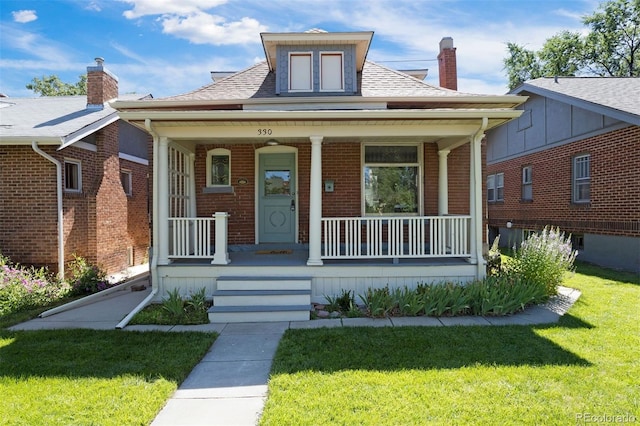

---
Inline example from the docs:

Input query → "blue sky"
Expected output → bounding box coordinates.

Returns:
[1,0,598,98]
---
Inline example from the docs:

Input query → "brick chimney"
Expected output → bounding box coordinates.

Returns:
[437,37,457,90]
[87,57,118,108]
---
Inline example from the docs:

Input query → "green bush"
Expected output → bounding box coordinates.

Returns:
[509,226,577,296]
[0,254,70,317]
[466,274,547,316]
[67,255,115,295]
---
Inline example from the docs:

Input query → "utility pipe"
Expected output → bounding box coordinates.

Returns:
[115,119,161,329]
[32,141,64,279]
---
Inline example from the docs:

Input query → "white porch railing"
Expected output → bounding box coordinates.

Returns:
[168,212,230,264]
[321,215,471,259]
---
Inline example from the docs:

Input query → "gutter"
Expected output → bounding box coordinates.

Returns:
[115,118,160,329]
[31,141,64,279]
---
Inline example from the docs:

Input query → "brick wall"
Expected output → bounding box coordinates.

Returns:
[0,146,59,269]
[487,125,640,237]
[194,141,474,244]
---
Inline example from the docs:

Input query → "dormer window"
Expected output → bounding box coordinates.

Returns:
[320,52,344,91]
[289,52,312,92]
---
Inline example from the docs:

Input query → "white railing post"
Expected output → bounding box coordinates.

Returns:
[212,212,230,265]
[308,136,324,265]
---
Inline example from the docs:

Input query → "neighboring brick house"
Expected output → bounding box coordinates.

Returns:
[486,77,640,273]
[0,59,151,277]
[113,30,525,323]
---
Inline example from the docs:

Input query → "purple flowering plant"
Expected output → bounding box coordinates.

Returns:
[0,254,70,316]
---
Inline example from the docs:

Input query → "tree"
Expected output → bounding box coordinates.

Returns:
[504,0,640,89]
[26,74,87,96]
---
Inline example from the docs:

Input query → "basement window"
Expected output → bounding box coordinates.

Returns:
[121,169,132,196]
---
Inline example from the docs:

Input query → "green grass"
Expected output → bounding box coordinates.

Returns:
[0,329,216,425]
[260,262,640,425]
[129,303,210,325]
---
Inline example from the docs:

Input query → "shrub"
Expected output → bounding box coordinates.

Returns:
[486,236,502,276]
[0,254,70,316]
[360,286,396,318]
[466,275,547,316]
[67,255,114,295]
[510,226,577,296]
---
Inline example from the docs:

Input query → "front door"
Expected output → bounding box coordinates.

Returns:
[258,152,296,243]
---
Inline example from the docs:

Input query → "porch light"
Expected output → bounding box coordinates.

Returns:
[265,139,279,146]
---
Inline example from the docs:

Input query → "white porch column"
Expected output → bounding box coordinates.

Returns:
[188,152,197,217]
[438,149,450,216]
[469,121,487,278]
[157,137,170,265]
[307,135,324,265]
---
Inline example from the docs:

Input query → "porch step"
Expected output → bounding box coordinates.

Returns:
[208,305,310,323]
[216,276,312,291]
[213,289,311,307]
[209,276,312,323]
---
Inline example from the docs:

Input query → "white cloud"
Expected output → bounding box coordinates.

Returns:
[119,0,266,45]
[119,0,228,18]
[160,13,266,45]
[0,24,75,63]
[12,10,38,23]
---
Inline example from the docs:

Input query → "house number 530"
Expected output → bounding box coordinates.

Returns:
[258,129,273,136]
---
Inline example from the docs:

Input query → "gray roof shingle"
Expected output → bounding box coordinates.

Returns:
[516,77,640,119]
[160,60,483,102]
[0,94,143,144]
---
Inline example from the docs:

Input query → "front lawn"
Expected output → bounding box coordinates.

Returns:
[260,263,640,425]
[0,329,216,425]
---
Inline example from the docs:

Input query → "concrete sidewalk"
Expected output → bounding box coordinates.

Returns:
[8,281,581,426]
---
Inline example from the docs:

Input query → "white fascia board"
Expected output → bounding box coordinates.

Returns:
[119,152,149,165]
[244,101,388,111]
[118,108,524,122]
[112,95,527,110]
[58,113,119,150]
[0,137,62,146]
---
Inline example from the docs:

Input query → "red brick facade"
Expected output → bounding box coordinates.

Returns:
[193,141,476,245]
[437,38,457,91]
[0,122,149,275]
[487,125,640,238]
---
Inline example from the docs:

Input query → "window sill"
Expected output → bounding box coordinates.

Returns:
[203,186,234,194]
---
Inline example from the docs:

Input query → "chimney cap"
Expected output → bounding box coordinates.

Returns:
[439,37,454,51]
[95,57,105,66]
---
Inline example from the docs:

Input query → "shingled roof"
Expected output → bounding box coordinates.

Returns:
[514,77,640,123]
[160,60,482,102]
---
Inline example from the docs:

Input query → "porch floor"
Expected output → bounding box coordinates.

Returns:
[171,244,471,267]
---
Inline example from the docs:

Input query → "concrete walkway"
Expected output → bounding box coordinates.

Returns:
[8,277,581,426]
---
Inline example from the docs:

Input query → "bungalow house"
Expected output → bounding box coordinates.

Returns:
[486,77,640,273]
[113,30,526,322]
[0,59,150,278]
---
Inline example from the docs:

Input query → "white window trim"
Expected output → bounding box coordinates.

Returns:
[121,169,132,196]
[319,52,344,92]
[64,159,82,193]
[573,154,590,203]
[487,174,496,202]
[496,172,504,202]
[522,166,532,200]
[361,143,423,216]
[206,148,231,187]
[288,52,313,92]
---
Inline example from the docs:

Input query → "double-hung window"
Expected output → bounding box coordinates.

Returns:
[121,169,132,196]
[289,52,312,92]
[320,52,344,91]
[64,159,82,193]
[522,166,532,201]
[487,172,504,202]
[363,145,421,215]
[573,154,590,203]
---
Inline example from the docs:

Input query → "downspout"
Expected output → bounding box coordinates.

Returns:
[32,141,64,279]
[471,117,489,279]
[115,119,159,329]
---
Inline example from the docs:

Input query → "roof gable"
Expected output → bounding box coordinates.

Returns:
[514,77,640,125]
